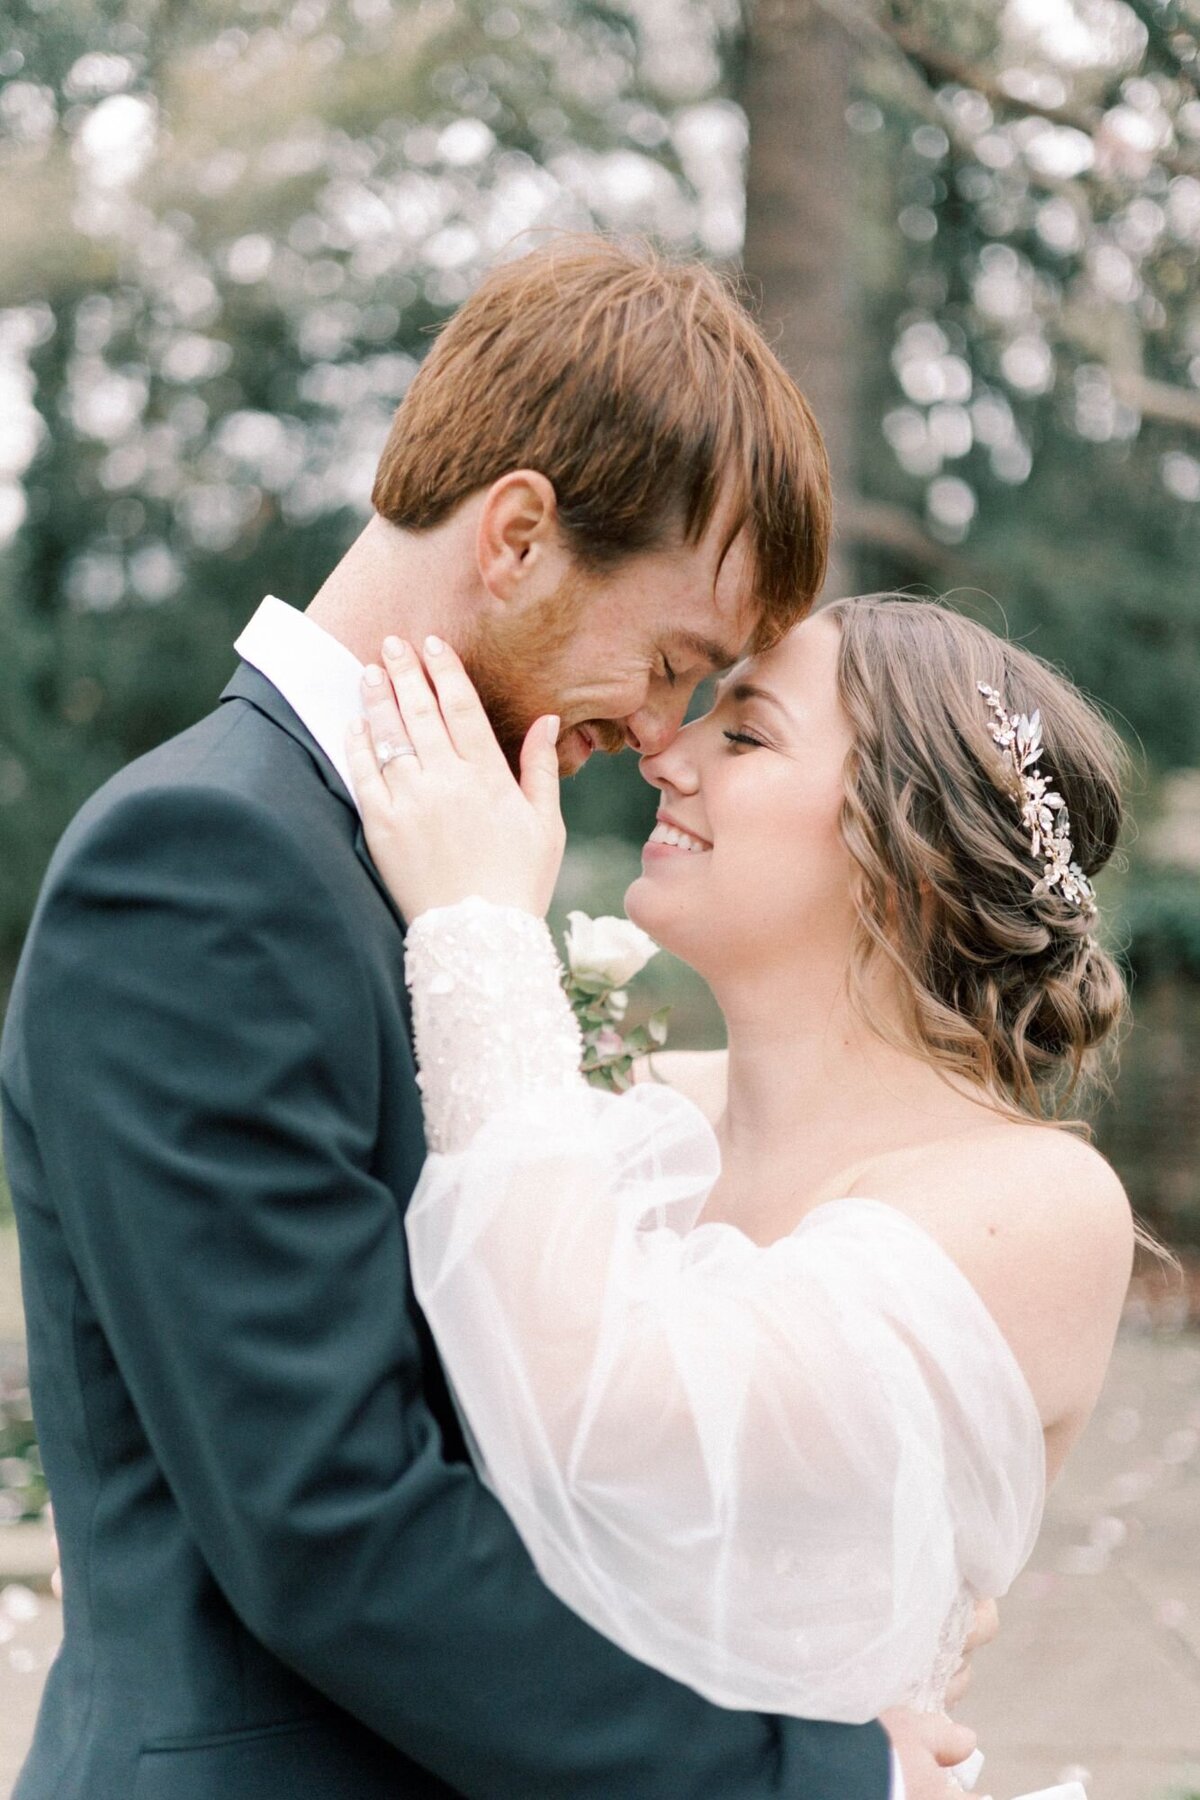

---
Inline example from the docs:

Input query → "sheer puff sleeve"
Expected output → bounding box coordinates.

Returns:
[404,900,1047,1724]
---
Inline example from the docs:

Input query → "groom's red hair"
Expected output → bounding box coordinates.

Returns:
[371,236,830,647]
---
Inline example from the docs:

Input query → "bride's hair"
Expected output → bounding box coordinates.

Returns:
[824,595,1128,1122]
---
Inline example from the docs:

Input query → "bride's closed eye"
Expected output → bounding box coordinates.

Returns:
[723,729,766,750]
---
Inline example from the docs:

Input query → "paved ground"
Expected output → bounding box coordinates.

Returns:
[1,1245,1198,1797]
[0,1582,58,1795]
[966,1330,1200,1800]
[0,1224,22,1345]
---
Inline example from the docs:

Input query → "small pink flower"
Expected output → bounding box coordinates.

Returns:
[594,1029,624,1059]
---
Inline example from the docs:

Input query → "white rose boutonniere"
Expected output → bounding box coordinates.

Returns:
[564,912,660,990]
[562,911,670,1091]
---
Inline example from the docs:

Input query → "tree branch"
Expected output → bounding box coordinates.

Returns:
[885,18,1107,138]
[1113,371,1200,432]
[863,7,1198,180]
[838,497,969,578]
[1117,0,1200,98]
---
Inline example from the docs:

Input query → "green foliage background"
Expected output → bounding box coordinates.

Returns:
[0,0,1197,1241]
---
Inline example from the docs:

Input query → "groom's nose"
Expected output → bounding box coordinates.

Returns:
[622,699,684,757]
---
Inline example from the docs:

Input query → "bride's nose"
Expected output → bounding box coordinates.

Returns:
[639,727,700,796]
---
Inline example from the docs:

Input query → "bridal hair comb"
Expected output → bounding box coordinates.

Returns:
[977,682,1098,918]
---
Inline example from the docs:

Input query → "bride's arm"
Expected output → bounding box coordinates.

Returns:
[403,899,1045,1726]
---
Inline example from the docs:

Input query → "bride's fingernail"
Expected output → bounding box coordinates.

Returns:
[383,636,404,659]
[364,665,385,687]
[545,715,560,744]
[425,634,445,656]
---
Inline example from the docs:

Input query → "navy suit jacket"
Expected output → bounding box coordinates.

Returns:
[0,664,891,1798]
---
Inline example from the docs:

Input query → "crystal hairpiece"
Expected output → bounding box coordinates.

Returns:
[977,682,1097,918]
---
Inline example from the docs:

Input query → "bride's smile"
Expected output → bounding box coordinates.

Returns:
[628,612,858,981]
[643,813,712,854]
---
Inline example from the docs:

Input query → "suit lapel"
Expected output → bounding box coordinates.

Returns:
[351,819,409,940]
[219,662,410,938]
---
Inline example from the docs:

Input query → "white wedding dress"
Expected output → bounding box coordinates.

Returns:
[402,900,1082,1800]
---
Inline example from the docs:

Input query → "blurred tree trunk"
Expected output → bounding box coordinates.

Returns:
[741,0,857,601]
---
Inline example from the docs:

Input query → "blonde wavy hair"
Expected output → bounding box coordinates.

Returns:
[825,596,1129,1123]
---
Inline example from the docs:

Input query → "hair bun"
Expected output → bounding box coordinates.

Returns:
[1025,934,1127,1073]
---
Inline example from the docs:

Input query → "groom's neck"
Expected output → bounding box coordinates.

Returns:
[305,514,476,665]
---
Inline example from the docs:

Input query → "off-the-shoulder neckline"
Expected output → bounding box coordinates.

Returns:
[611,1083,1048,1489]
[794,1196,1048,1476]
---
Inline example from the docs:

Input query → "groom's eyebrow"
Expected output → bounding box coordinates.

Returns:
[674,631,742,672]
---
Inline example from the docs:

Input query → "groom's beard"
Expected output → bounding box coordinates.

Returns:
[460,570,605,772]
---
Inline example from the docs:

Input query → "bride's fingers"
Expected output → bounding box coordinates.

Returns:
[345,716,391,815]
[934,1718,977,1768]
[416,634,509,769]
[520,714,564,828]
[361,665,416,771]
[963,1597,999,1654]
[943,1662,971,1709]
[380,636,456,768]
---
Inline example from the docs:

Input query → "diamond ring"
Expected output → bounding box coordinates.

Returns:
[376,740,418,768]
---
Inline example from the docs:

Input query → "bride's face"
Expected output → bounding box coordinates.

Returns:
[625,613,859,982]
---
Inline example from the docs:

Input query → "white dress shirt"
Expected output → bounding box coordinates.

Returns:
[231,593,908,1800]
[235,594,367,812]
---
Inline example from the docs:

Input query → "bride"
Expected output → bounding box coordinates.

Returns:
[345,595,1135,1800]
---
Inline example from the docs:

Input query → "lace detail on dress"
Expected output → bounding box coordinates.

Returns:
[901,1586,977,1714]
[405,897,584,1153]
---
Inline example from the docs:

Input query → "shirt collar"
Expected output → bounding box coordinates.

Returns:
[234,595,365,811]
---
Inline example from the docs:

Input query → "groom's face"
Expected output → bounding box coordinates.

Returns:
[465,520,762,776]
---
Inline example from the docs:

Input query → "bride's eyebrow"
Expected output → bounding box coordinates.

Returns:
[713,676,796,724]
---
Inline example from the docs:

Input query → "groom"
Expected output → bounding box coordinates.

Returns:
[1,238,976,1799]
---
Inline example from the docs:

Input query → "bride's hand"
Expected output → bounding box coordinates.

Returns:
[346,634,565,922]
[883,1708,983,1800]
[944,1596,1000,1709]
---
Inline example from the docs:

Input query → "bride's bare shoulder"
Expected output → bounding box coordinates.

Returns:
[865,1121,1134,1437]
[634,1049,727,1124]
[918,1117,1125,1212]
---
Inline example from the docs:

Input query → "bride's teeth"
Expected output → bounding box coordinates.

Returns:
[648,822,708,852]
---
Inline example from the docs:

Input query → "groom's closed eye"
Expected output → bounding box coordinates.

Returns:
[673,631,743,675]
[663,633,741,721]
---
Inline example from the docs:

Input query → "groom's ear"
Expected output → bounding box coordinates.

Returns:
[476,471,568,606]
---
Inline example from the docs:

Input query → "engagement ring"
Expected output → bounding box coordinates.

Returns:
[377,741,418,767]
